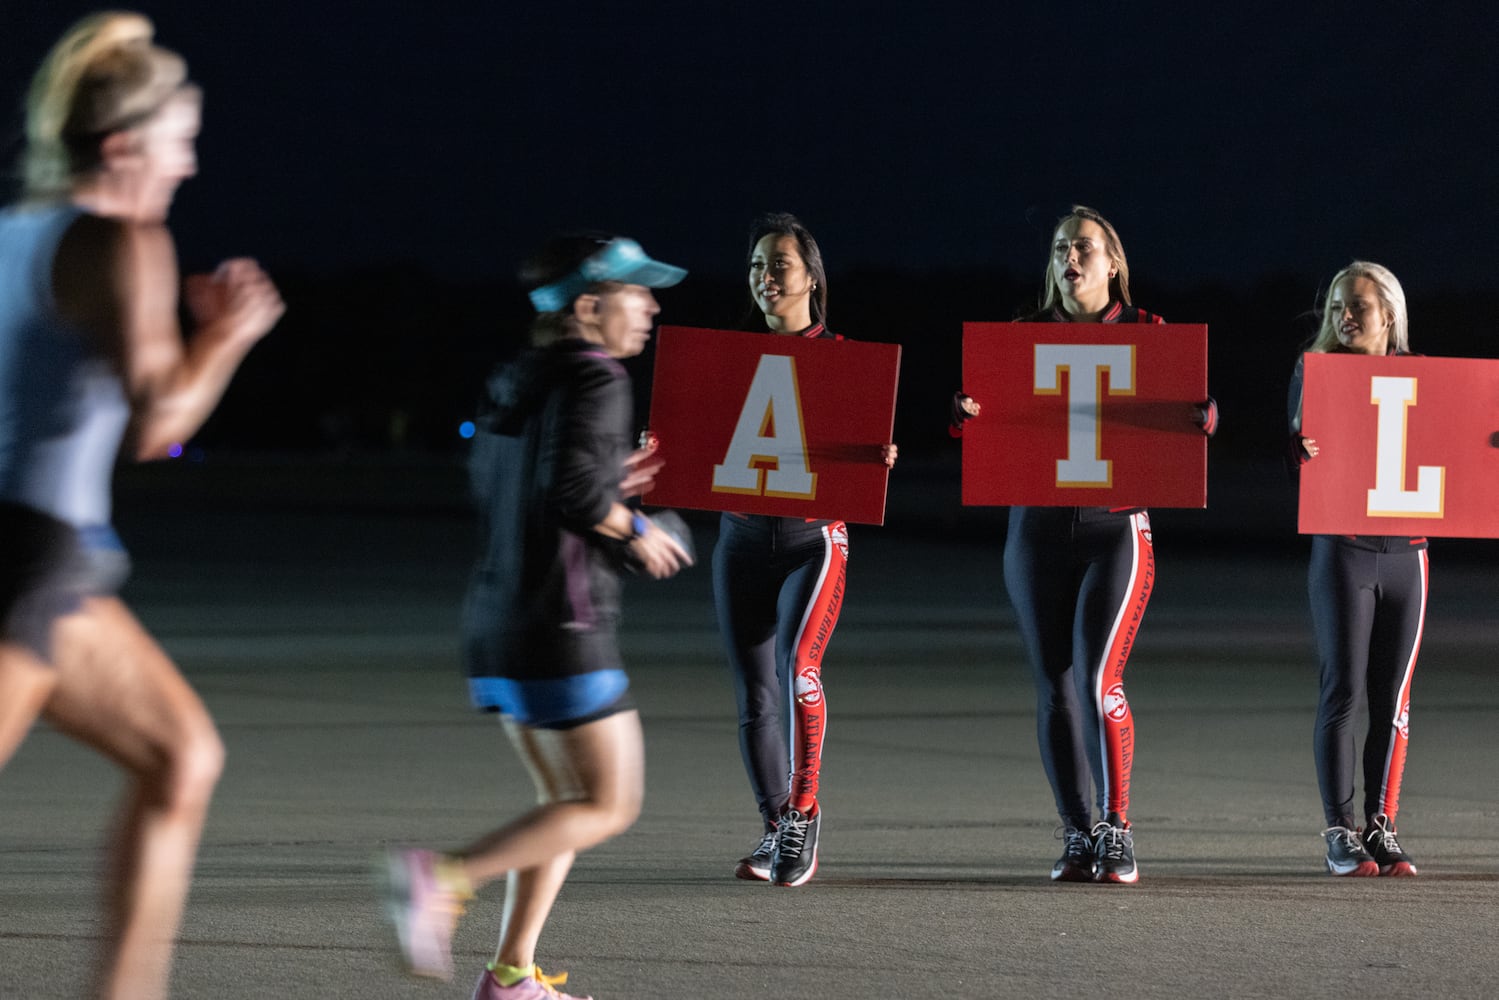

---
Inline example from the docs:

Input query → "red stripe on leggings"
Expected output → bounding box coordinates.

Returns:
[1376,547,1427,821]
[787,525,846,812]
[1093,512,1154,819]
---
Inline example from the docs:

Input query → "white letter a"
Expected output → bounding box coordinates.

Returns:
[711,354,816,498]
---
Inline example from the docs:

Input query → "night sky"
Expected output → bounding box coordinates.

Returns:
[5,2,1495,291]
[4,2,1499,461]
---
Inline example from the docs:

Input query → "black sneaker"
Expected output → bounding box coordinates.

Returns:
[770,806,820,887]
[1092,820,1138,884]
[1050,826,1095,882]
[1323,826,1378,876]
[1362,815,1417,877]
[734,828,777,881]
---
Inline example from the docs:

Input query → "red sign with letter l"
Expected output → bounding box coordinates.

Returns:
[961,323,1208,508]
[1298,352,1499,537]
[646,326,901,525]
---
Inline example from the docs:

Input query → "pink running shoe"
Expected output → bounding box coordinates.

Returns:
[472,965,593,1000]
[383,848,470,979]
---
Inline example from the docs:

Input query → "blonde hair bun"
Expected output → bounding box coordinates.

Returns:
[22,11,188,196]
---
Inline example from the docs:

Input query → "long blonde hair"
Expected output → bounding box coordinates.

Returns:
[1307,261,1409,355]
[21,11,190,199]
[1039,205,1132,312]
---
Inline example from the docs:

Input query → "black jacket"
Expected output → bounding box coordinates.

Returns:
[463,338,634,680]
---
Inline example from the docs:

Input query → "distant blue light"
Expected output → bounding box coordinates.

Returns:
[459,421,476,439]
[167,442,183,458]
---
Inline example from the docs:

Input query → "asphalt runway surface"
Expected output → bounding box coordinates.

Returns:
[3,458,1499,999]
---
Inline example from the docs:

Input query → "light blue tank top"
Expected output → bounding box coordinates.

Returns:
[0,203,131,529]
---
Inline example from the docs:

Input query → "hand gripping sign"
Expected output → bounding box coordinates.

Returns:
[1298,353,1499,537]
[646,326,901,525]
[961,323,1208,508]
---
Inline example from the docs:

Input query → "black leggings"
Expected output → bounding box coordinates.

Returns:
[1309,535,1427,828]
[713,514,846,828]
[1003,506,1154,829]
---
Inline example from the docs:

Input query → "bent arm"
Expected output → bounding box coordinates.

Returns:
[547,370,689,578]
[59,219,283,460]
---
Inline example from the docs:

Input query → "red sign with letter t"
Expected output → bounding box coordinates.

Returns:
[647,326,901,525]
[1298,352,1499,537]
[961,323,1207,508]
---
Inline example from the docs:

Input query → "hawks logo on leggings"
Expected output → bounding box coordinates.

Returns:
[794,666,824,706]
[1103,684,1128,721]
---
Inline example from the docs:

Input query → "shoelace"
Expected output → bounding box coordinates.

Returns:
[751,830,778,859]
[1093,823,1127,862]
[1322,827,1366,855]
[1368,823,1405,858]
[1059,827,1091,860]
[533,966,570,996]
[778,811,810,857]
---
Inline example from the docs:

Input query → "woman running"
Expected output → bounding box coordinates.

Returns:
[715,212,896,888]
[0,13,283,998]
[385,233,692,999]
[951,205,1214,885]
[1290,260,1423,878]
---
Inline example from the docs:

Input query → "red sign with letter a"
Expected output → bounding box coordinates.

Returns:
[1298,353,1499,537]
[961,323,1208,508]
[646,326,901,525]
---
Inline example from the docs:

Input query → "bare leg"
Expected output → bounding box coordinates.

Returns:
[0,645,56,765]
[460,711,644,969]
[42,597,225,1000]
[495,857,574,969]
